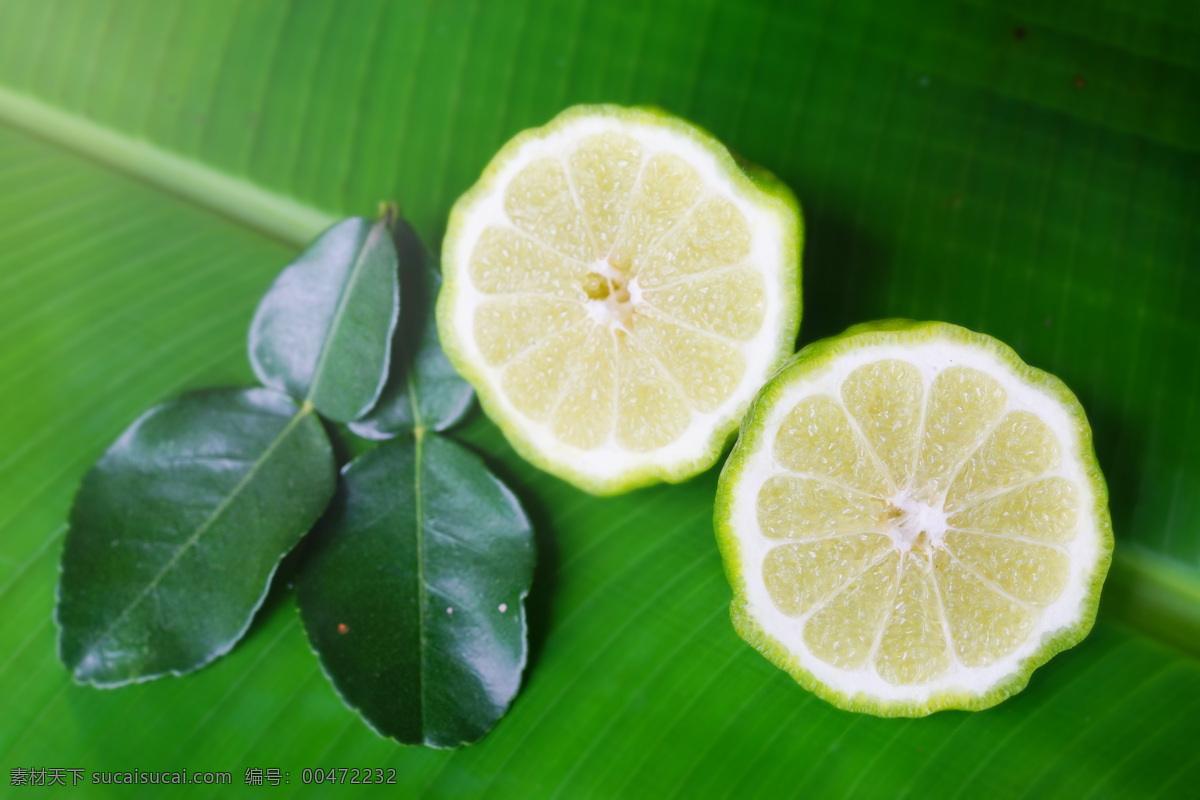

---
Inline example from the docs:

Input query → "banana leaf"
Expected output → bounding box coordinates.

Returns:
[0,0,1197,796]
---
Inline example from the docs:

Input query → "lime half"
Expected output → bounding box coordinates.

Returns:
[438,105,801,495]
[716,320,1112,715]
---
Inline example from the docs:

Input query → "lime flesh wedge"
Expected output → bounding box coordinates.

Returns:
[716,320,1113,715]
[438,105,802,495]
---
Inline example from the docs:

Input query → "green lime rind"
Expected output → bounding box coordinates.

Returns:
[438,104,803,496]
[714,319,1114,716]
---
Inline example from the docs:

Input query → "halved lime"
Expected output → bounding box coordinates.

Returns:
[716,320,1113,715]
[438,105,802,495]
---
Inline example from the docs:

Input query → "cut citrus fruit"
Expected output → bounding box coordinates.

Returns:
[438,105,802,495]
[716,320,1113,715]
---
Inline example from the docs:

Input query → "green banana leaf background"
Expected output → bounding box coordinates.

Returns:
[2,0,1198,796]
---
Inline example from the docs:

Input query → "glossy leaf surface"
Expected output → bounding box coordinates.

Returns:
[350,218,474,438]
[58,389,334,686]
[1,0,1198,797]
[299,433,534,747]
[249,216,399,422]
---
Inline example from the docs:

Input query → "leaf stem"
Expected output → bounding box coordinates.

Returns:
[413,431,427,739]
[378,200,400,228]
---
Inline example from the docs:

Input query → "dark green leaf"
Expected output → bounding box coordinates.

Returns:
[350,218,474,439]
[249,216,400,423]
[298,432,534,747]
[57,388,335,686]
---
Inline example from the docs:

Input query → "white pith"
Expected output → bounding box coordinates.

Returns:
[729,339,1106,705]
[445,113,794,487]
[583,260,640,327]
[889,491,947,553]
